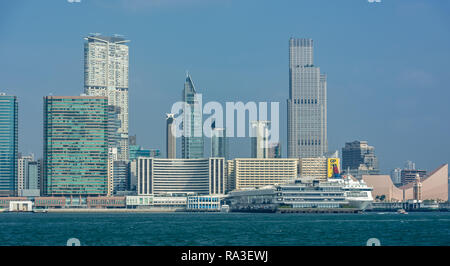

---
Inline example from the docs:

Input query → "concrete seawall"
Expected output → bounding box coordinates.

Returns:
[44,208,185,213]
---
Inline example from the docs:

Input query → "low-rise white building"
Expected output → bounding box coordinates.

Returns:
[9,201,33,212]
[126,195,187,208]
[187,195,222,211]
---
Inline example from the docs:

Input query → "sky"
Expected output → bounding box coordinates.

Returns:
[0,0,449,174]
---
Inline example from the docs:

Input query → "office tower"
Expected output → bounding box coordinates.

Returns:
[287,38,327,158]
[251,121,270,158]
[43,96,109,196]
[211,121,227,159]
[166,113,176,159]
[342,140,379,178]
[84,34,130,161]
[0,93,18,197]
[182,74,204,159]
[17,153,34,193]
[268,142,282,158]
[137,158,224,195]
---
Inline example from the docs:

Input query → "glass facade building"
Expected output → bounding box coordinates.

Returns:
[182,74,204,159]
[43,96,109,196]
[0,94,18,196]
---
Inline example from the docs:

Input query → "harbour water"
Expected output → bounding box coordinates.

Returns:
[0,212,449,246]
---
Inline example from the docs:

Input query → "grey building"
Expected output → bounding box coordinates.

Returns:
[287,38,327,158]
[342,140,379,178]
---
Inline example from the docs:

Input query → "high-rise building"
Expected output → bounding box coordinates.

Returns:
[251,121,270,158]
[0,93,18,197]
[342,140,379,178]
[166,113,176,159]
[182,74,204,159]
[84,34,130,161]
[43,96,109,196]
[287,38,327,158]
[211,121,227,159]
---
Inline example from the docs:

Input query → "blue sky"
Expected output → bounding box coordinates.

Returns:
[0,0,449,173]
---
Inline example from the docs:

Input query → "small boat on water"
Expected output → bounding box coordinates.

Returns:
[220,205,230,213]
[397,209,408,214]
[33,209,48,213]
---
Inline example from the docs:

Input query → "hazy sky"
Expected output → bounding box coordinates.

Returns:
[1,0,449,174]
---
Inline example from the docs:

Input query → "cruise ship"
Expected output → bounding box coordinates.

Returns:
[225,177,374,211]
[328,175,374,210]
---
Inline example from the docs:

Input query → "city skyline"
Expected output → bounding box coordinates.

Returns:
[1,0,449,173]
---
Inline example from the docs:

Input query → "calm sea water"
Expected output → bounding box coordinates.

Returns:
[0,212,449,246]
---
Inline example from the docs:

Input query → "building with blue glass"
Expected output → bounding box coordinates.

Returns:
[0,93,18,197]
[43,96,109,196]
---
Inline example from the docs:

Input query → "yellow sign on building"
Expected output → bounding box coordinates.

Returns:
[327,158,340,178]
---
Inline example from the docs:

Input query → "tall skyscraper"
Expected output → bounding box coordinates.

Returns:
[166,113,176,159]
[251,121,270,158]
[84,34,130,161]
[43,96,109,196]
[182,74,204,159]
[211,121,227,159]
[0,93,18,197]
[287,38,327,158]
[342,140,379,178]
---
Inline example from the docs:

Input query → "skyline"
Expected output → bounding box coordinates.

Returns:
[1,0,450,173]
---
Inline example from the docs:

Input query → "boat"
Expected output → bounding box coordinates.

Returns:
[33,209,48,213]
[220,205,230,213]
[328,175,374,210]
[397,209,408,214]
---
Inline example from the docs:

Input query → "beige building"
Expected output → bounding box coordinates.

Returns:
[227,158,298,190]
[299,157,328,180]
[363,164,448,202]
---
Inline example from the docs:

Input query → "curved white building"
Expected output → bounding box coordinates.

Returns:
[137,158,225,195]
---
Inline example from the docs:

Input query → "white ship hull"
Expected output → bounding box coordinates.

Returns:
[347,198,372,210]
